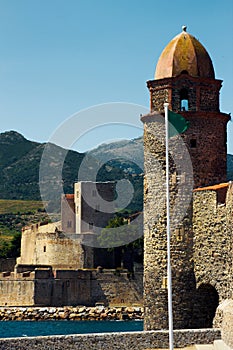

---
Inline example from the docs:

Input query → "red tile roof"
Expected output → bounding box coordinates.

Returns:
[194,183,229,192]
[65,194,74,199]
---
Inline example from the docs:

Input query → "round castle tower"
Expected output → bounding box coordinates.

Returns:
[142,27,230,330]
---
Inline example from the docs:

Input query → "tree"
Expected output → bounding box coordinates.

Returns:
[0,232,21,259]
[97,215,143,271]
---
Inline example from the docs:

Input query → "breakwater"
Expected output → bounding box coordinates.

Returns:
[0,306,143,321]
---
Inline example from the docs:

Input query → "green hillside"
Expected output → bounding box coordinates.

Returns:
[0,131,85,203]
[0,131,143,213]
[0,199,45,215]
[0,199,52,259]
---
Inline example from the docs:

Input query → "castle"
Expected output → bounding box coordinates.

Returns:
[142,26,233,331]
[0,181,143,307]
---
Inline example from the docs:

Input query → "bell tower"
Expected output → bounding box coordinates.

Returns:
[142,27,230,331]
[147,26,230,188]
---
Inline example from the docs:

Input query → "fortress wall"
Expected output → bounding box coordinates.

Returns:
[0,270,143,307]
[0,273,35,306]
[91,271,143,305]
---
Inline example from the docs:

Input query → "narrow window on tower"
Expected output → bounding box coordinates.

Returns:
[190,139,197,148]
[180,88,189,111]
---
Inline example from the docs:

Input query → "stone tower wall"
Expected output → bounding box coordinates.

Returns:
[142,75,230,330]
[74,181,116,235]
[61,194,75,233]
[18,222,86,269]
[147,75,229,188]
[148,75,222,113]
[142,114,195,330]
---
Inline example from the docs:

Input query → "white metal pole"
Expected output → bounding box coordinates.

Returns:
[164,102,174,350]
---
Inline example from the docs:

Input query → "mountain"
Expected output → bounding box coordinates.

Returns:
[87,137,143,174]
[0,131,85,205]
[88,136,233,181]
[0,131,232,213]
[0,131,143,212]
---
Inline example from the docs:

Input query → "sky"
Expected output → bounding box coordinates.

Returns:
[0,0,233,153]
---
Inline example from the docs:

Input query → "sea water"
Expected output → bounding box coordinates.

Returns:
[0,320,143,338]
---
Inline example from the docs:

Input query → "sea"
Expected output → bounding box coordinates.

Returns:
[0,320,143,338]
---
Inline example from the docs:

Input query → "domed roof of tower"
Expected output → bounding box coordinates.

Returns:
[155,26,215,79]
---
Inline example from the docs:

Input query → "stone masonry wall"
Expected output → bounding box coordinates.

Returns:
[142,113,195,330]
[147,75,229,188]
[221,299,233,348]
[0,329,221,350]
[91,270,143,306]
[18,222,85,269]
[75,181,116,236]
[193,187,233,300]
[148,75,222,114]
[0,269,143,307]
[192,185,233,327]
[0,275,35,306]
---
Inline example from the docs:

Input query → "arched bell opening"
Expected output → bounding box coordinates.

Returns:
[180,88,189,111]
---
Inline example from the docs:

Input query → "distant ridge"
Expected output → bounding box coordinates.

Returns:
[0,131,85,205]
[0,131,143,212]
[0,130,232,211]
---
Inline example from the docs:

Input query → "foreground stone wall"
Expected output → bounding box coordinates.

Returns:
[0,329,221,350]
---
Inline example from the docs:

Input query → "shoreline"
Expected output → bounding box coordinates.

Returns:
[0,306,144,321]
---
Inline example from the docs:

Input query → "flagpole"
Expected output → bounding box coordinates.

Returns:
[164,102,174,350]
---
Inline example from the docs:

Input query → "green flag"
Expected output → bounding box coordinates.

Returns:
[168,110,190,137]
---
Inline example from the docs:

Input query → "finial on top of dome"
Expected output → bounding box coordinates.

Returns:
[182,25,187,32]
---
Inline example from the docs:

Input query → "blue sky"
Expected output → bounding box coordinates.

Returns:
[0,0,233,153]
